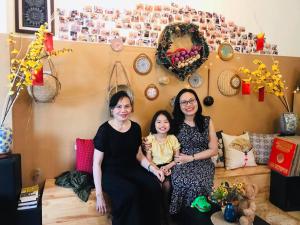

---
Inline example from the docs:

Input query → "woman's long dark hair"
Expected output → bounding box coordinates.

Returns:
[172,88,205,134]
[149,110,173,134]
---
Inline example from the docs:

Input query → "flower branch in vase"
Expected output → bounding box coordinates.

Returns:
[0,23,71,154]
[0,23,72,127]
[239,59,298,135]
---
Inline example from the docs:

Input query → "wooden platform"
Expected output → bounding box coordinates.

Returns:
[42,166,271,225]
[42,179,111,225]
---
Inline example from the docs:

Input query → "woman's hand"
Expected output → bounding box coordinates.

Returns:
[96,193,107,215]
[160,165,172,176]
[142,137,152,152]
[152,167,165,182]
[174,153,193,165]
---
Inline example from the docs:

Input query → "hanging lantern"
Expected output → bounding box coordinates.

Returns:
[32,65,44,86]
[256,33,264,51]
[258,86,265,102]
[44,32,54,53]
[242,80,251,95]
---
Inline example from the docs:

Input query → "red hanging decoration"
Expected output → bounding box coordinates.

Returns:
[258,87,265,102]
[256,33,264,51]
[32,66,44,86]
[242,80,251,95]
[44,32,54,53]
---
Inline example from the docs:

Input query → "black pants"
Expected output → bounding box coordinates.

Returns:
[102,166,162,225]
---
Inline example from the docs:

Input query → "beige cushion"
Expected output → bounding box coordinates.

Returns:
[222,132,257,170]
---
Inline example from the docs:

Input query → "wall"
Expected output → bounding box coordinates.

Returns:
[1,0,300,56]
[11,37,300,185]
[0,1,7,33]
[54,0,300,57]
[0,33,12,127]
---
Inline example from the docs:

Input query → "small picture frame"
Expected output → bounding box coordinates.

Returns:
[144,84,159,100]
[218,42,234,61]
[15,0,54,34]
[133,53,152,75]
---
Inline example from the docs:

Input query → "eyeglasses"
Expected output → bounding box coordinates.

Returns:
[179,98,196,106]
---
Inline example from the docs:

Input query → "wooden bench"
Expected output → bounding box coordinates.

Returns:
[42,179,110,225]
[42,166,270,225]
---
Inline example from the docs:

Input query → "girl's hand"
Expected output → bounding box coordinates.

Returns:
[96,193,107,215]
[160,165,171,176]
[152,168,165,182]
[174,153,193,165]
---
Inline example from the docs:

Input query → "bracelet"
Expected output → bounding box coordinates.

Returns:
[192,154,195,161]
[147,164,152,172]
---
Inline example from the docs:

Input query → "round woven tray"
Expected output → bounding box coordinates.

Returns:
[217,70,240,96]
[27,72,61,103]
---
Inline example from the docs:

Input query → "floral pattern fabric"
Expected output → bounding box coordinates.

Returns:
[170,116,215,214]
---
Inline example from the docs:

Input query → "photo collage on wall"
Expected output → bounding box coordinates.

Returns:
[57,3,278,55]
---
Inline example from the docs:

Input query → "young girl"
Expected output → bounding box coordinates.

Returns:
[145,110,180,225]
[145,110,180,178]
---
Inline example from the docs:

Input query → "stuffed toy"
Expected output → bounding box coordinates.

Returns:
[238,183,259,225]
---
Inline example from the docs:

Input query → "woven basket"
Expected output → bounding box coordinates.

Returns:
[107,61,134,102]
[27,72,61,103]
[27,58,61,103]
[217,70,240,96]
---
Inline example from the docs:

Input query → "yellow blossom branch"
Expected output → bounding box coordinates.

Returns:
[239,60,290,112]
[1,23,72,127]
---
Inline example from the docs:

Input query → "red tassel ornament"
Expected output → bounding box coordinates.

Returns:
[256,33,264,51]
[258,87,265,102]
[242,80,251,95]
[44,32,54,53]
[32,66,44,86]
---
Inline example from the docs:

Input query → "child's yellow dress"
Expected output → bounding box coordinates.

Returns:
[146,134,180,166]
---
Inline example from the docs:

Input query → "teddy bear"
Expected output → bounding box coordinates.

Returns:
[238,183,259,225]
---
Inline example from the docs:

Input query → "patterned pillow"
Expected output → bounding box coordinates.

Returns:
[222,132,257,170]
[248,133,277,164]
[211,130,225,167]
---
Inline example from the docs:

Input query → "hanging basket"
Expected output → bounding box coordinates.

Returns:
[27,58,61,103]
[27,72,61,103]
[107,61,134,103]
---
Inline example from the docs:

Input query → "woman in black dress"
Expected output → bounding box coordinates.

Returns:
[170,88,218,215]
[93,91,164,225]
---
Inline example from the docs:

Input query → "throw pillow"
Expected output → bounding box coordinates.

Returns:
[211,130,225,167]
[248,133,277,164]
[76,138,94,174]
[222,132,257,170]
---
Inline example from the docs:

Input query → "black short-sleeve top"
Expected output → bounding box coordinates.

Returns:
[93,121,142,170]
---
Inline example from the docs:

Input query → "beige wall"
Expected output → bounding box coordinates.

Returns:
[8,38,300,185]
[0,33,12,127]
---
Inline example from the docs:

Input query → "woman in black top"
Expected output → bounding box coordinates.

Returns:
[93,91,164,225]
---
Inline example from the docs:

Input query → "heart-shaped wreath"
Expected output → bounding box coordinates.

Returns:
[156,23,209,81]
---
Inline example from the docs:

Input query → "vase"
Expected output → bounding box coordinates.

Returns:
[223,203,237,223]
[279,113,298,136]
[0,126,13,154]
